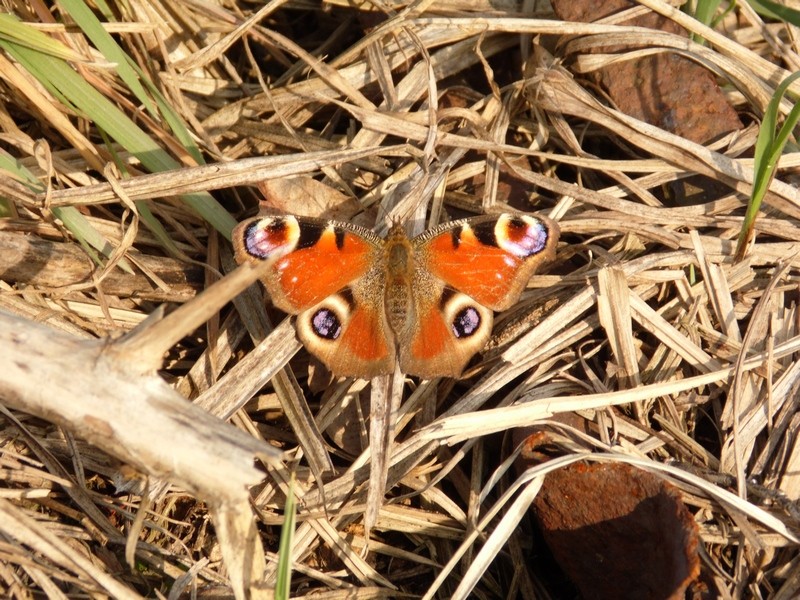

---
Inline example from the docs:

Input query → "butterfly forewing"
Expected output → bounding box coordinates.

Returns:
[414,214,559,311]
[233,216,382,313]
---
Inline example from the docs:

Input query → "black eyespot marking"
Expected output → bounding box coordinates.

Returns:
[452,306,481,338]
[334,228,346,250]
[265,217,289,234]
[509,219,548,256]
[338,287,356,310]
[493,215,550,257]
[506,217,544,251]
[507,216,528,233]
[311,309,342,340]
[473,221,499,247]
[296,222,327,250]
[439,287,456,309]
[450,226,463,249]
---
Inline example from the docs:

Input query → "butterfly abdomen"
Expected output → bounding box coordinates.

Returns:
[382,226,416,336]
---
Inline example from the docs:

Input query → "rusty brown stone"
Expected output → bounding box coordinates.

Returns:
[531,461,701,600]
[551,0,743,144]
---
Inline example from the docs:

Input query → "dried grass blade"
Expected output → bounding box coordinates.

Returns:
[629,293,723,372]
[597,266,642,388]
[272,369,334,477]
[365,369,404,536]
[449,478,543,600]
[0,498,143,599]
[428,333,800,444]
[212,499,269,600]
[691,230,741,343]
[194,319,301,418]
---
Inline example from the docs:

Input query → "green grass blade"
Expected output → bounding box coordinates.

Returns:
[0,13,82,61]
[687,0,722,43]
[692,0,722,27]
[59,0,205,165]
[0,19,236,239]
[735,70,800,259]
[274,475,296,600]
[0,151,134,273]
[57,0,158,116]
[747,0,800,25]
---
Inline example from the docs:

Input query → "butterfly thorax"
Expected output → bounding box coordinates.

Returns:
[383,225,415,335]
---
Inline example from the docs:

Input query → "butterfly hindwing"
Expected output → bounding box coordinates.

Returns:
[295,284,396,377]
[397,277,494,377]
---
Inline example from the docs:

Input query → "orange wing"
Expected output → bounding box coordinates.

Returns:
[232,215,382,313]
[414,214,559,311]
[233,215,395,377]
[398,282,493,378]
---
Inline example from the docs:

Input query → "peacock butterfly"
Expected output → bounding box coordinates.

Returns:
[232,213,559,378]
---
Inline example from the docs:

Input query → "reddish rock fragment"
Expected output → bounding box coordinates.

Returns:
[531,461,700,600]
[551,0,743,144]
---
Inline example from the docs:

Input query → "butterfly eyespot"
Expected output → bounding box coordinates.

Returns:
[495,215,549,258]
[242,216,300,260]
[311,309,342,340]
[452,306,481,338]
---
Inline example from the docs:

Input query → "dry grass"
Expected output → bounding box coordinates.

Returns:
[1,0,800,598]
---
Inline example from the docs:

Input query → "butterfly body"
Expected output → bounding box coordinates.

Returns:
[233,213,559,378]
